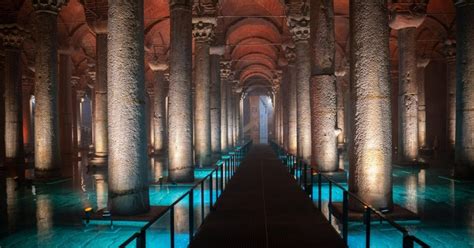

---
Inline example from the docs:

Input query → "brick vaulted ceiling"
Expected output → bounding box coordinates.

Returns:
[1,0,456,92]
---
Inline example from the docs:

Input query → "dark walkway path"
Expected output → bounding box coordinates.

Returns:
[190,144,345,248]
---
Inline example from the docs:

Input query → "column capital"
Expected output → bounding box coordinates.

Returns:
[443,39,456,62]
[417,56,430,68]
[335,66,347,77]
[71,75,81,87]
[389,3,427,30]
[220,60,232,79]
[283,45,296,64]
[32,0,69,15]
[76,89,86,98]
[0,24,30,48]
[164,72,170,82]
[287,15,310,42]
[272,70,282,85]
[148,61,169,72]
[192,17,217,43]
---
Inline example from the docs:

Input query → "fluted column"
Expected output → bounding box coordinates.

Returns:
[210,53,221,159]
[108,0,149,215]
[444,40,456,155]
[168,0,193,182]
[33,1,67,178]
[288,15,311,163]
[192,17,215,166]
[0,24,28,162]
[284,46,297,155]
[454,1,474,176]
[349,0,392,210]
[220,61,230,153]
[310,0,337,171]
[417,57,430,148]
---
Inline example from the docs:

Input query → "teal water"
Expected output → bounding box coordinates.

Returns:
[0,157,229,248]
[311,166,474,248]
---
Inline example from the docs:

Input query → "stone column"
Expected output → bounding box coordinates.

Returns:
[227,79,234,148]
[168,0,193,182]
[210,53,221,159]
[108,0,149,215]
[70,77,80,154]
[32,1,67,178]
[349,0,392,210]
[335,66,347,148]
[444,39,456,155]
[0,53,4,166]
[90,26,108,165]
[389,4,426,162]
[22,80,34,151]
[417,57,430,148]
[192,17,216,166]
[149,64,168,180]
[288,15,311,163]
[310,0,337,172]
[284,46,297,155]
[58,53,74,164]
[454,1,474,176]
[75,88,85,150]
[0,24,28,162]
[220,61,230,153]
[234,89,241,144]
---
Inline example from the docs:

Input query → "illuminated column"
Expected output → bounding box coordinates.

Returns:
[444,39,456,155]
[22,80,34,151]
[192,17,215,166]
[454,1,474,175]
[390,4,426,162]
[210,53,221,158]
[335,66,348,148]
[0,54,4,166]
[75,88,85,150]
[33,1,67,178]
[108,0,149,214]
[310,0,337,171]
[234,89,241,145]
[89,20,108,165]
[288,15,311,163]
[168,0,193,182]
[417,57,430,148]
[227,79,234,148]
[70,77,80,153]
[0,24,27,162]
[148,63,168,157]
[349,0,392,210]
[58,53,74,163]
[220,61,230,153]
[284,46,297,154]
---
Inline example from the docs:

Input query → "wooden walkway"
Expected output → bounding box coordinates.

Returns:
[190,144,346,248]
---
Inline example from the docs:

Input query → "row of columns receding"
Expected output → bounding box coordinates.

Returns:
[0,0,473,215]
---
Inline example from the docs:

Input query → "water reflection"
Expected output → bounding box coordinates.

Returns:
[150,155,168,183]
[0,172,7,237]
[36,194,53,246]
[93,170,108,211]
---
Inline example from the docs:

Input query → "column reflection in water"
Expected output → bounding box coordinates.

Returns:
[93,170,108,211]
[150,156,167,183]
[405,174,418,214]
[0,172,7,236]
[36,194,53,246]
[6,177,17,233]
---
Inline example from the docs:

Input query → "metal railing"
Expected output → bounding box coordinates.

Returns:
[119,141,252,248]
[270,141,429,248]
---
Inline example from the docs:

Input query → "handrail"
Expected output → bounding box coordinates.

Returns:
[119,140,253,248]
[270,141,430,248]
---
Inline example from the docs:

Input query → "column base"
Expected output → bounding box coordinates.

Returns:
[110,187,150,216]
[89,154,108,166]
[394,159,429,169]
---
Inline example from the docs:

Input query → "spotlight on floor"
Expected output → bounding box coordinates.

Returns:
[84,207,93,225]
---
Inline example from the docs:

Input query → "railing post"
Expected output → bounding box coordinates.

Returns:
[209,172,214,211]
[365,206,371,248]
[220,164,224,194]
[136,230,146,248]
[328,181,332,222]
[403,234,414,248]
[170,206,175,248]
[201,181,205,221]
[318,173,322,209]
[189,189,194,241]
[310,168,314,201]
[342,191,349,244]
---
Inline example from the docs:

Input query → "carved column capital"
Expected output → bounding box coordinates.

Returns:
[272,70,282,85]
[443,39,456,63]
[417,56,430,68]
[192,17,217,43]
[148,61,169,72]
[32,0,69,14]
[220,60,232,80]
[283,45,296,64]
[389,3,427,30]
[0,24,29,48]
[287,15,310,42]
[71,76,81,88]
